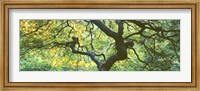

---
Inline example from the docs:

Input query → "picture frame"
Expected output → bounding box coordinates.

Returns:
[0,0,199,91]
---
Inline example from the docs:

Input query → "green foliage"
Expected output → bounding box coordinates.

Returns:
[20,56,52,71]
[20,20,180,71]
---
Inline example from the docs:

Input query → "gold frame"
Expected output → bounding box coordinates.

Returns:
[0,0,199,91]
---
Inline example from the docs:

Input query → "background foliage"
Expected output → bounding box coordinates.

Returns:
[20,20,180,71]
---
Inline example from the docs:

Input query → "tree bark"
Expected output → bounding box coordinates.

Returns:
[91,20,129,71]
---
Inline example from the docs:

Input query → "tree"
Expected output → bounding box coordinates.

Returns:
[20,20,180,71]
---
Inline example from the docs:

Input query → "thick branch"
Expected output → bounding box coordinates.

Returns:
[90,20,118,38]
[100,41,134,71]
[71,48,102,68]
[126,20,145,28]
[116,20,124,35]
[66,37,102,69]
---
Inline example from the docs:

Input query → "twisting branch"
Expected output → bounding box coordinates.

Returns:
[66,20,75,37]
[156,30,180,61]
[88,22,95,50]
[129,47,149,68]
[143,38,153,62]
[90,20,118,38]
[116,20,124,35]
[127,20,145,28]
[124,28,145,39]
[90,20,130,70]
[65,20,179,71]
[66,37,102,70]
[95,53,106,61]
[130,48,145,63]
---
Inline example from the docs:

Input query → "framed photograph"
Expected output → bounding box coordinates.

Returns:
[1,0,199,91]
